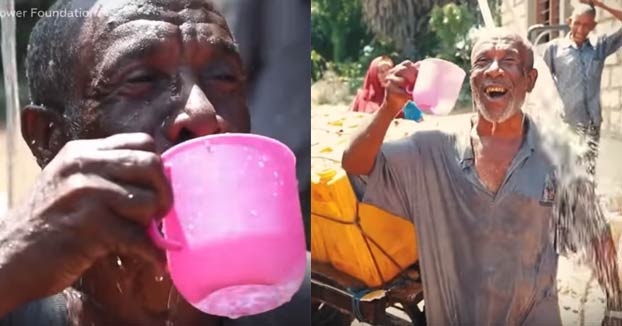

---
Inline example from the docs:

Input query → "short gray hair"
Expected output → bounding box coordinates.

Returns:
[571,3,596,19]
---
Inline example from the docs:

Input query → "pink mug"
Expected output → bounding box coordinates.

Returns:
[148,133,306,319]
[410,58,466,115]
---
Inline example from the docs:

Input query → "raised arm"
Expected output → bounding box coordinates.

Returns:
[592,0,622,21]
[342,60,418,175]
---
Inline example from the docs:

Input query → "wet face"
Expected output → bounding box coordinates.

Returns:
[50,0,250,317]
[569,13,596,46]
[69,0,249,154]
[376,61,393,88]
[470,35,537,123]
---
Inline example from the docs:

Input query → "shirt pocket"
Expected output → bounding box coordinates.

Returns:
[496,193,554,265]
[587,59,603,77]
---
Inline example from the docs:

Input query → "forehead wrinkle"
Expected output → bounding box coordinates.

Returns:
[93,20,178,73]
[181,23,239,54]
[472,38,523,62]
[94,1,228,35]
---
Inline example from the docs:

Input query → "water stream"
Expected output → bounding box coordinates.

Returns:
[1,0,20,209]
[478,0,621,309]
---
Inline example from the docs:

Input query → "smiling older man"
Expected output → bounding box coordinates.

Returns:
[343,28,622,325]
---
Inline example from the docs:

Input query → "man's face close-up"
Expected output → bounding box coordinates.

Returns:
[69,0,250,154]
[469,35,536,124]
[39,0,252,316]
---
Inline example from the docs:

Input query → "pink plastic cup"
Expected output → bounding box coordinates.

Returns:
[148,133,306,319]
[410,58,466,115]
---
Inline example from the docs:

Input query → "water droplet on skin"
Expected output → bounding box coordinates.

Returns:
[243,146,249,152]
[155,275,164,282]
[30,140,36,145]
[203,141,213,153]
[250,210,258,217]
[117,256,125,270]
[279,180,285,186]
[273,192,278,197]
[116,282,123,294]
[258,161,265,168]
[261,155,268,161]
[247,155,253,161]
[273,171,279,178]
[127,193,134,200]
[48,122,54,128]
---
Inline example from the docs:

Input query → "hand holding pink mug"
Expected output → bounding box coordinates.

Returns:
[405,58,466,117]
[148,133,306,319]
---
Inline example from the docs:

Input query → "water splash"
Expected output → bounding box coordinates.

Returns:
[116,256,123,268]
[475,0,622,308]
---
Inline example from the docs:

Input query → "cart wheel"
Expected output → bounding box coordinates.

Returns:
[312,301,354,326]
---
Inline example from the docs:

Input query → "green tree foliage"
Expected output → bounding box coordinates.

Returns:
[311,0,398,88]
[429,3,476,63]
[429,3,479,108]
[311,0,371,63]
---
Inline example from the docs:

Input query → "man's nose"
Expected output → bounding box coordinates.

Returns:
[164,84,223,143]
[484,59,503,78]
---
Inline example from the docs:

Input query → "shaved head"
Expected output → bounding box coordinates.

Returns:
[571,3,596,19]
[25,0,233,113]
[471,28,534,70]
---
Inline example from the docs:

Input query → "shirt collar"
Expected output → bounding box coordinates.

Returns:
[560,33,597,49]
[458,114,537,169]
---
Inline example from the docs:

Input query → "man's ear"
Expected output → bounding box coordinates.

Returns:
[21,104,68,167]
[526,68,538,92]
[567,17,572,25]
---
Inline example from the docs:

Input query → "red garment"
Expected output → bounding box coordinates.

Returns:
[350,56,386,113]
[350,56,404,118]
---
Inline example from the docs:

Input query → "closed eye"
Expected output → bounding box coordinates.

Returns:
[124,71,159,85]
[116,69,163,97]
[201,64,242,92]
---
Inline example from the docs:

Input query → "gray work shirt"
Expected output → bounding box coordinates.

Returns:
[543,29,622,127]
[353,116,601,325]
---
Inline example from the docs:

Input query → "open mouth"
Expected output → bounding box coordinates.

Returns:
[484,86,508,99]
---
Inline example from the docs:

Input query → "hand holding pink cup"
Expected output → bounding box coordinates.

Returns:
[148,133,306,319]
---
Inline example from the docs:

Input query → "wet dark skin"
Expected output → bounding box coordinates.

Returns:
[0,0,249,324]
[468,33,537,193]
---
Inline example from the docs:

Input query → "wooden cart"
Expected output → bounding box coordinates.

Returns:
[311,261,426,326]
[311,108,432,326]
